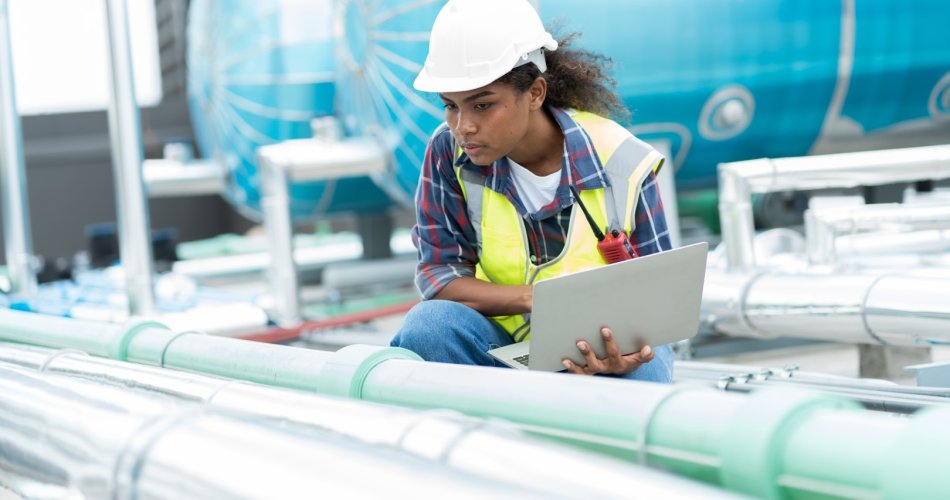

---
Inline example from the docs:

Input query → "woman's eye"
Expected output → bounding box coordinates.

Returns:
[474,103,491,111]
[442,103,457,111]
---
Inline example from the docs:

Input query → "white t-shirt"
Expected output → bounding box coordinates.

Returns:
[508,159,560,214]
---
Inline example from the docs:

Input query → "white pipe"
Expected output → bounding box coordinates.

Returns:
[0,344,732,499]
[257,136,388,327]
[718,144,950,269]
[806,203,950,264]
[0,0,36,297]
[702,267,950,346]
[104,0,155,315]
[143,158,225,197]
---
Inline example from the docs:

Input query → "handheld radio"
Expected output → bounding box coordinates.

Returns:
[569,186,638,264]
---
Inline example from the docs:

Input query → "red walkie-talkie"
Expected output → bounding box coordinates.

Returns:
[570,186,638,264]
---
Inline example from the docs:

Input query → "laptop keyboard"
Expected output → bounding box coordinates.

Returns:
[513,354,530,366]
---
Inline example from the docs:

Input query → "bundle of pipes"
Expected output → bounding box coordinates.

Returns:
[805,202,950,266]
[706,146,950,347]
[717,144,950,270]
[0,344,731,498]
[676,360,950,414]
[702,264,950,347]
[1,310,950,497]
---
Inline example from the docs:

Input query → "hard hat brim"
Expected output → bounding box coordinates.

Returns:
[413,38,558,93]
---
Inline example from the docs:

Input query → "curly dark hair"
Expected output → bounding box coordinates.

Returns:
[496,31,629,122]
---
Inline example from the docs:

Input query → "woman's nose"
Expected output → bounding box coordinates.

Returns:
[455,111,476,135]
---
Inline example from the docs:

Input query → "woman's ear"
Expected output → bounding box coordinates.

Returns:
[527,77,547,111]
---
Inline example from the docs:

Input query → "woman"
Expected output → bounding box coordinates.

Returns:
[391,0,674,381]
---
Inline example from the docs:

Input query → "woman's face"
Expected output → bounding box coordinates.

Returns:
[439,82,534,166]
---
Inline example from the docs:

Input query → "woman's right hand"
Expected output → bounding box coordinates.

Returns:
[561,327,654,376]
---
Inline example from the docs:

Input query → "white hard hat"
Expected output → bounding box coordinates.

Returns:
[413,0,558,93]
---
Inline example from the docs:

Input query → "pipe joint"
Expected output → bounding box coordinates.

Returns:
[720,388,860,497]
[112,320,171,362]
[318,344,422,399]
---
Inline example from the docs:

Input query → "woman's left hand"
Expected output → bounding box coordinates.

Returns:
[562,327,654,376]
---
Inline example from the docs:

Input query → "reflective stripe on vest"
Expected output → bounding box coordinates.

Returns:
[455,111,663,340]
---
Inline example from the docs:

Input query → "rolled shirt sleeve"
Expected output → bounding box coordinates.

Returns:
[629,170,672,257]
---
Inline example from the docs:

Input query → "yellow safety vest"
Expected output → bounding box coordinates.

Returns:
[455,110,664,341]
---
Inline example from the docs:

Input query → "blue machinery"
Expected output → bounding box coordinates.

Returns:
[187,0,950,219]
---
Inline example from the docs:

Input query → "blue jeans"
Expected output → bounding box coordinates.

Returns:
[391,300,674,383]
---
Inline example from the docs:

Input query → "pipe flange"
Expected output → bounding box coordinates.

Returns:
[112,320,171,361]
[318,344,422,399]
[720,388,860,498]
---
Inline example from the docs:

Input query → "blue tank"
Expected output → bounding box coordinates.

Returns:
[187,0,393,221]
[189,0,950,215]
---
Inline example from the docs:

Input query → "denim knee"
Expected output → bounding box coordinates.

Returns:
[391,300,511,365]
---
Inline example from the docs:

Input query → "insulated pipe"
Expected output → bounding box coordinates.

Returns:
[3,312,950,496]
[702,268,950,346]
[0,362,549,500]
[103,0,155,315]
[143,158,226,197]
[355,359,950,498]
[0,309,359,391]
[0,0,37,297]
[805,203,950,264]
[0,343,733,499]
[257,136,388,327]
[718,144,950,269]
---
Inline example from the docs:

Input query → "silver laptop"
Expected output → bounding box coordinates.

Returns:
[488,242,707,371]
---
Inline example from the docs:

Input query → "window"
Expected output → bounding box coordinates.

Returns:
[9,0,162,115]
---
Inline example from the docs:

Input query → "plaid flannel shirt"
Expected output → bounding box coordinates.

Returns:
[412,106,671,299]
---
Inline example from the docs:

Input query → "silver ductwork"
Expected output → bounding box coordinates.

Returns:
[0,362,563,499]
[0,343,732,499]
[805,202,950,265]
[707,145,950,347]
[703,264,950,347]
[718,144,950,269]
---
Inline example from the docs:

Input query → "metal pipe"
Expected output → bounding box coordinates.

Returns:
[718,144,950,269]
[806,203,950,264]
[703,267,950,346]
[0,0,36,297]
[0,343,732,499]
[0,362,557,500]
[171,231,415,281]
[143,158,225,197]
[257,136,388,327]
[675,361,950,413]
[3,311,950,496]
[104,0,155,315]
